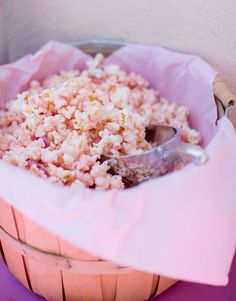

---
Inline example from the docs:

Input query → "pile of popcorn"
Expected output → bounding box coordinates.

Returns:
[0,54,201,189]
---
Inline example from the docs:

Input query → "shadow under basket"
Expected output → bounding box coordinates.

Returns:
[0,40,232,301]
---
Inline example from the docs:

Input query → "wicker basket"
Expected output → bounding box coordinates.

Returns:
[0,40,235,301]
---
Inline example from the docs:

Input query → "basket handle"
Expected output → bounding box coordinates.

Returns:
[213,75,236,129]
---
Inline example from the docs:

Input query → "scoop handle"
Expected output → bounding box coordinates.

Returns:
[162,144,208,166]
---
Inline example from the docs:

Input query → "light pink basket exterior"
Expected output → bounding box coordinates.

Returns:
[0,197,176,301]
[0,40,231,301]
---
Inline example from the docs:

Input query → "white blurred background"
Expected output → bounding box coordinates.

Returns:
[0,0,235,90]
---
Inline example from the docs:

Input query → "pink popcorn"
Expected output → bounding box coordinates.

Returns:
[36,136,50,148]
[0,53,201,189]
[76,170,94,187]
[76,155,97,172]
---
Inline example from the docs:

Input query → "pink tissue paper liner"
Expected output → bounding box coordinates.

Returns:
[0,41,235,286]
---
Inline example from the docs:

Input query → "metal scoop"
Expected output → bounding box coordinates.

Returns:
[105,124,208,186]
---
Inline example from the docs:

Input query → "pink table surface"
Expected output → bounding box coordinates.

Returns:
[0,253,235,301]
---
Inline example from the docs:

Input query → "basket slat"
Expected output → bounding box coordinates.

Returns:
[59,239,103,301]
[62,272,103,301]
[22,215,64,301]
[150,275,160,297]
[13,208,32,289]
[155,276,177,296]
[0,240,5,262]
[115,271,153,301]
[101,274,117,301]
[0,198,29,288]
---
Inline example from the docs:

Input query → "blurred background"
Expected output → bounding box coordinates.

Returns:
[0,0,235,90]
